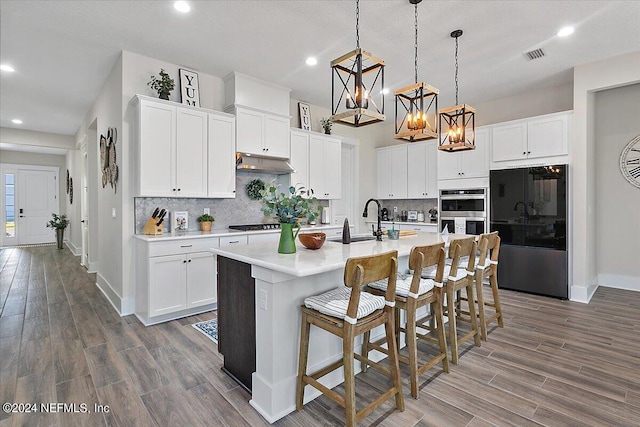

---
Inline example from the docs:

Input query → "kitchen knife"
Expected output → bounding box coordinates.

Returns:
[152,207,160,218]
[156,210,167,226]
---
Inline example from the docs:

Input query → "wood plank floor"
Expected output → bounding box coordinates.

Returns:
[1,245,639,426]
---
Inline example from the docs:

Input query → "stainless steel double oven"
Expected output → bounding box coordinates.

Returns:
[439,189,487,235]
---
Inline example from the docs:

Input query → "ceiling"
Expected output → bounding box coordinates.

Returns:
[1,0,639,137]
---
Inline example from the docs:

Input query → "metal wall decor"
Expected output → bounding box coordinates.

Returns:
[100,127,119,193]
[66,169,70,194]
[395,0,439,141]
[438,30,476,152]
[330,0,385,127]
[69,177,73,204]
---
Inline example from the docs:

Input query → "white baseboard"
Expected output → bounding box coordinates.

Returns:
[597,274,640,292]
[87,261,98,273]
[65,240,81,256]
[96,273,124,315]
[570,275,599,303]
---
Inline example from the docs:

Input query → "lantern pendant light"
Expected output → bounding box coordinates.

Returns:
[394,0,439,141]
[330,0,385,127]
[438,29,476,152]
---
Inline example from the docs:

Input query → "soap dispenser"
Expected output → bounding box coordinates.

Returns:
[342,218,351,244]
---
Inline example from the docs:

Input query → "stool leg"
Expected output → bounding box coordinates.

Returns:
[446,283,459,365]
[385,310,405,411]
[434,293,450,374]
[466,281,482,347]
[361,330,370,373]
[343,325,356,427]
[405,303,419,399]
[475,270,488,341]
[490,272,504,328]
[296,312,311,411]
[395,307,402,349]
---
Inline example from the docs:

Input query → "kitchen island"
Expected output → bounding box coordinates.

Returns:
[211,232,461,423]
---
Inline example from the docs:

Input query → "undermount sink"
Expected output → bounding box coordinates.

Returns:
[327,235,378,243]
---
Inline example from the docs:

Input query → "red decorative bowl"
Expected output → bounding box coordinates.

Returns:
[299,232,326,250]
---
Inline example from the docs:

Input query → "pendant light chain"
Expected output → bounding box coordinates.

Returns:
[414,3,418,84]
[355,0,360,49]
[454,34,459,105]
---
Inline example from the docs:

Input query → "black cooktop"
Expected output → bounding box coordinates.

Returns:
[229,223,281,231]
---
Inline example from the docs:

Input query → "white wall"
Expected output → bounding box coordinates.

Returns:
[0,127,75,150]
[473,82,573,126]
[594,83,640,291]
[572,51,640,302]
[65,149,83,255]
[75,54,124,311]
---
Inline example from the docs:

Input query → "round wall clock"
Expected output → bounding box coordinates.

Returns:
[620,135,640,189]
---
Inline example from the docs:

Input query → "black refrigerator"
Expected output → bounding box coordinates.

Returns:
[490,165,568,299]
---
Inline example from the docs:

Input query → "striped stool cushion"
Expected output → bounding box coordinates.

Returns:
[304,287,385,321]
[422,265,470,282]
[369,273,437,297]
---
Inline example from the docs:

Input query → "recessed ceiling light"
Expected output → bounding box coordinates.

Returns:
[12,119,23,124]
[381,88,390,95]
[305,57,318,66]
[557,26,574,37]
[0,64,16,72]
[174,1,190,13]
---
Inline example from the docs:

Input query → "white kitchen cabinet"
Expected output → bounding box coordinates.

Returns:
[236,106,290,158]
[176,108,208,197]
[376,145,408,199]
[491,111,569,164]
[407,141,438,198]
[136,237,219,325]
[438,128,490,180]
[208,113,236,198]
[133,95,234,198]
[220,234,248,247]
[308,134,342,199]
[290,130,310,190]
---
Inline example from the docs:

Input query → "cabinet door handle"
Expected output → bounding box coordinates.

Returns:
[180,245,192,248]
[177,188,181,191]
[183,260,187,263]
[523,152,526,155]
[229,240,240,244]
[188,259,192,263]
[173,188,176,191]
[527,151,531,154]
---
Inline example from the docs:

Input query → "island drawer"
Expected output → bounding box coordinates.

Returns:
[148,237,220,257]
[220,235,248,247]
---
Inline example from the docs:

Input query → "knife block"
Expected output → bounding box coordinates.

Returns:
[142,217,164,236]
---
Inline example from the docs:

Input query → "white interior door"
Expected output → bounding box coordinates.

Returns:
[1,167,17,246]
[18,168,58,244]
[81,148,89,266]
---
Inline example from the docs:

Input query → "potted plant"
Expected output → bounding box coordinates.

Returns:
[197,213,215,232]
[46,213,69,249]
[320,117,333,135]
[147,68,175,100]
[259,184,322,253]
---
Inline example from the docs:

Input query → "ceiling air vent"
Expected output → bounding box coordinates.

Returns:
[524,48,545,61]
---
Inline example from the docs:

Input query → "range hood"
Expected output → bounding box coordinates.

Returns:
[236,153,295,174]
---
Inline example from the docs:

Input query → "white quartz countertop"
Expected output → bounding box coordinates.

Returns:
[211,232,470,278]
[134,224,342,242]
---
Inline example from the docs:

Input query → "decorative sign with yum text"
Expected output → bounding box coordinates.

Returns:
[179,69,200,107]
[299,102,311,131]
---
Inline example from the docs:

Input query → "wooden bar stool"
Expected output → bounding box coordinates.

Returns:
[473,232,504,341]
[363,242,450,399]
[296,250,404,426]
[422,237,481,364]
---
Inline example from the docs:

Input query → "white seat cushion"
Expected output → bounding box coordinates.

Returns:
[369,273,436,297]
[422,265,469,282]
[304,287,385,321]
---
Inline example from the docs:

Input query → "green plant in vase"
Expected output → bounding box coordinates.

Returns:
[147,68,175,100]
[259,184,322,253]
[46,213,69,249]
[320,117,333,135]
[197,214,215,232]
